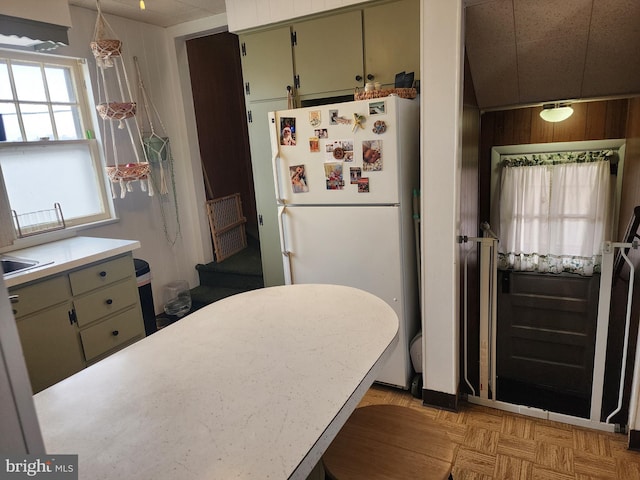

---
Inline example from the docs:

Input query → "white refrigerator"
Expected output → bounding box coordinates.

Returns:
[269,96,420,389]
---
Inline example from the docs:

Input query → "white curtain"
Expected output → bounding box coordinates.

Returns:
[499,161,610,276]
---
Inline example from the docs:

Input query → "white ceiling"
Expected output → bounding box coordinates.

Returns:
[68,0,226,28]
[67,0,640,110]
[465,0,640,110]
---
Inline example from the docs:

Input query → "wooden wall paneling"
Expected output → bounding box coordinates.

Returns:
[552,102,588,143]
[530,106,555,144]
[493,110,515,145]
[479,111,496,227]
[617,98,640,242]
[460,103,481,395]
[585,102,607,140]
[602,97,639,425]
[511,108,533,146]
[605,99,629,139]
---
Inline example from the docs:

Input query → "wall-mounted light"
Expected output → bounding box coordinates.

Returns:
[539,103,574,123]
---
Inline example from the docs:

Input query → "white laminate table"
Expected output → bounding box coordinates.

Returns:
[34,284,399,479]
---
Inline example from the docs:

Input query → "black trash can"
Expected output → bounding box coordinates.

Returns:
[134,258,157,336]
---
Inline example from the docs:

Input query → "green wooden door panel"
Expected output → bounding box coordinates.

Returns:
[240,27,294,101]
[363,0,420,87]
[293,11,364,96]
[17,302,84,393]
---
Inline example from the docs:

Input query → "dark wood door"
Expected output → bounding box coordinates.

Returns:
[497,270,600,416]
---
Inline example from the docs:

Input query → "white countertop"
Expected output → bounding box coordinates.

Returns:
[34,284,399,480]
[3,236,141,288]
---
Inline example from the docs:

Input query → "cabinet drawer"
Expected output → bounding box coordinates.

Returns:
[10,275,71,318]
[69,255,134,295]
[80,307,143,361]
[74,277,139,327]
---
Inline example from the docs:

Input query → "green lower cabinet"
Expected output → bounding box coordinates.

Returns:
[11,253,145,393]
[16,301,85,394]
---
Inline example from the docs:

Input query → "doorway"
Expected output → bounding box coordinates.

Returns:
[472,101,632,424]
[185,32,258,239]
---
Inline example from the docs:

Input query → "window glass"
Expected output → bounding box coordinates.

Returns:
[0,103,20,142]
[0,61,12,100]
[12,63,46,102]
[1,142,105,223]
[53,105,83,140]
[45,66,76,103]
[19,103,53,141]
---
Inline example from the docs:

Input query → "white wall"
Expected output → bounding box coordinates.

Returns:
[420,0,463,396]
[48,6,215,314]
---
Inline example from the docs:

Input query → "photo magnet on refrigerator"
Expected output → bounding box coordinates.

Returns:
[280,117,296,145]
[289,165,308,193]
[362,140,382,171]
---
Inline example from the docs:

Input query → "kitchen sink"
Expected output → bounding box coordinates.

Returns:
[1,256,40,276]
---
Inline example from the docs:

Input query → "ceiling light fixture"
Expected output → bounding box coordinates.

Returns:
[539,103,574,123]
[139,0,146,10]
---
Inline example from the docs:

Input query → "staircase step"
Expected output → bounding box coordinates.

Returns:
[196,240,264,289]
[189,285,249,311]
[196,269,264,290]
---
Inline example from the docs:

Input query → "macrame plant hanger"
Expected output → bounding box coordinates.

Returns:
[133,56,182,245]
[91,0,152,198]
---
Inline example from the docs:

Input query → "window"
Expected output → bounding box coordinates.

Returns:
[0,49,111,243]
[495,148,618,276]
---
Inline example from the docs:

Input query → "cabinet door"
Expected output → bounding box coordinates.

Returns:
[363,0,420,87]
[240,27,295,101]
[16,302,84,393]
[246,99,288,287]
[293,10,364,97]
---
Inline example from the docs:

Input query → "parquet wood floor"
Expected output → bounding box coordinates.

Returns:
[360,384,640,479]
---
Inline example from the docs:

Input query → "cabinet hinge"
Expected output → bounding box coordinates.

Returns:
[291,31,297,47]
[68,309,77,325]
[247,110,253,123]
[245,82,250,95]
[294,74,300,89]
[241,42,246,56]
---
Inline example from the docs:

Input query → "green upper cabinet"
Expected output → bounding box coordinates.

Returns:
[363,0,420,88]
[292,10,364,98]
[240,26,295,102]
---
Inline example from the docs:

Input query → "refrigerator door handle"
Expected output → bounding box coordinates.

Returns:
[268,112,285,204]
[278,205,293,284]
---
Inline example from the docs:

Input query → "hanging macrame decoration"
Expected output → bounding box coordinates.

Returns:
[91,0,152,198]
[133,56,182,245]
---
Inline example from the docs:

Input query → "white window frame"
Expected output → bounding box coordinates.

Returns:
[0,48,114,246]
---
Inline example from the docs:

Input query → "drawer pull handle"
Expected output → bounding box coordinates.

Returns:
[9,295,19,304]
[99,271,107,277]
[112,330,119,336]
[12,309,17,315]
[106,298,113,305]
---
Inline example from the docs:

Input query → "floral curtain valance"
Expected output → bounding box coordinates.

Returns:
[502,149,617,168]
